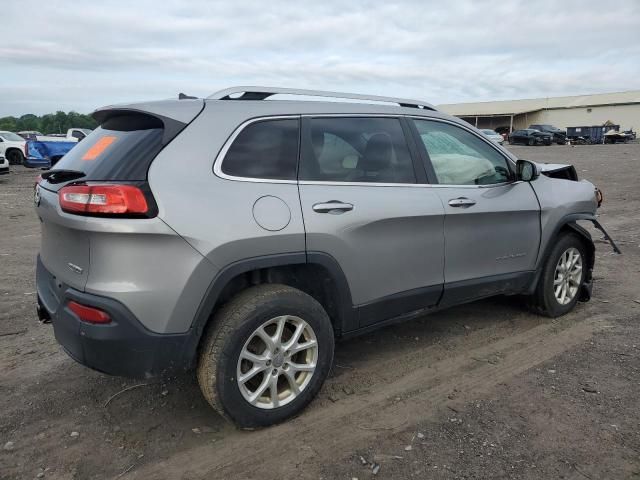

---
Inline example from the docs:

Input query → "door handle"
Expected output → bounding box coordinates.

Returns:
[448,197,476,208]
[312,201,354,214]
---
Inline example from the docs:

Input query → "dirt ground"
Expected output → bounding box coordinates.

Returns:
[1,144,639,480]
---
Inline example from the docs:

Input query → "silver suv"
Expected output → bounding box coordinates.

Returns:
[35,87,615,428]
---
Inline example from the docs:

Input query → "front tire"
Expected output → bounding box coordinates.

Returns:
[197,284,334,428]
[6,149,24,165]
[527,233,586,317]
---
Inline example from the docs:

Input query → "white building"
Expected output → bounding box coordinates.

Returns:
[438,90,640,133]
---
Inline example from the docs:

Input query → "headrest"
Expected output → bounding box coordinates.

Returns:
[363,132,393,171]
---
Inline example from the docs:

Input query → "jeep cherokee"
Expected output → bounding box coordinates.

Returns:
[35,87,615,427]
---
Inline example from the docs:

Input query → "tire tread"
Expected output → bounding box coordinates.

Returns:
[196,284,332,427]
[527,232,586,317]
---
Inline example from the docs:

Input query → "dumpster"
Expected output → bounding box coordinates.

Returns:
[566,125,619,144]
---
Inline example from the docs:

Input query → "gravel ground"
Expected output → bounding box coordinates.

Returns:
[1,143,639,479]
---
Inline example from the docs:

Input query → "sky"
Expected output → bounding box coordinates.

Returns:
[2,0,640,117]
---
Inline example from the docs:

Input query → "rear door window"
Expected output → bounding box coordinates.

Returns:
[52,113,166,181]
[300,117,416,183]
[221,118,299,180]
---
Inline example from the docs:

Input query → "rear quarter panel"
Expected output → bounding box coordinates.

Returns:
[147,101,306,309]
[37,184,215,334]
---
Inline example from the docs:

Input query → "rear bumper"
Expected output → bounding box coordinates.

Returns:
[37,256,193,378]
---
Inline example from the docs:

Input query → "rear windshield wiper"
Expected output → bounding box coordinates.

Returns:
[41,169,86,184]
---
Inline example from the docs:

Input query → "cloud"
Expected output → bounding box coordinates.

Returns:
[1,0,639,116]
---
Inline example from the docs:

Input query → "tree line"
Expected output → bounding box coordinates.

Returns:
[0,111,98,134]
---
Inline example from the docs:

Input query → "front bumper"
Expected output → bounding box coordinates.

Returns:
[36,256,193,378]
[24,157,51,169]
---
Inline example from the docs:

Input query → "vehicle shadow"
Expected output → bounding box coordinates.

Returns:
[333,294,541,368]
[16,294,555,475]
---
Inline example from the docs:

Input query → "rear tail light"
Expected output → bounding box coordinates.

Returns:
[59,183,150,216]
[68,300,111,324]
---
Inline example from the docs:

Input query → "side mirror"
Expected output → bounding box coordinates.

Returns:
[516,159,539,182]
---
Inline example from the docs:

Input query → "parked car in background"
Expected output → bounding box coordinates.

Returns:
[18,131,44,141]
[35,86,612,428]
[35,128,93,143]
[494,126,511,141]
[604,129,634,144]
[56,128,93,141]
[509,129,552,146]
[529,124,566,144]
[480,129,504,144]
[0,155,8,175]
[25,139,77,168]
[0,131,27,165]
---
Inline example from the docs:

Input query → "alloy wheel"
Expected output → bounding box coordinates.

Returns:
[553,247,582,305]
[236,315,318,409]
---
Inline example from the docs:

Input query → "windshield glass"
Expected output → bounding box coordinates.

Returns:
[0,132,25,142]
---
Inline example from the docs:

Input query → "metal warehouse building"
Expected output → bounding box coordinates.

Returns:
[438,90,640,133]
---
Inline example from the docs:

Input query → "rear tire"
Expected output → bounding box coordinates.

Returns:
[527,233,586,317]
[197,284,334,428]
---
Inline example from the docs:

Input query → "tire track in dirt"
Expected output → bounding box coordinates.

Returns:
[132,315,607,479]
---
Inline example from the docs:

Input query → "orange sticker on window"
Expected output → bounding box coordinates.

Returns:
[82,136,116,161]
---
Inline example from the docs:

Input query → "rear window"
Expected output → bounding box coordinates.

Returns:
[221,118,299,180]
[51,113,166,181]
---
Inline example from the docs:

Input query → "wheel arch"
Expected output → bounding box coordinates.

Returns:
[528,214,596,298]
[183,252,355,367]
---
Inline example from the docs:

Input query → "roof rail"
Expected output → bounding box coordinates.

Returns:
[207,86,436,110]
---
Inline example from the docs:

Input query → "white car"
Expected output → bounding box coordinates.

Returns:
[0,154,9,175]
[19,128,93,143]
[0,131,27,165]
[480,129,504,145]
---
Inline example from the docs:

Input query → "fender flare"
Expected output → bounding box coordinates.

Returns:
[181,252,355,366]
[527,213,597,297]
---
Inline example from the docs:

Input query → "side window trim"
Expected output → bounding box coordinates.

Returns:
[213,115,301,184]
[299,115,419,186]
[408,116,516,187]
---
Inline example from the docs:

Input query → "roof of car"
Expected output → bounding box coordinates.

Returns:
[207,86,436,110]
[95,97,464,127]
[95,86,452,123]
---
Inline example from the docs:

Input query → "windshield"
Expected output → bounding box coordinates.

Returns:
[0,132,25,142]
[481,129,497,135]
